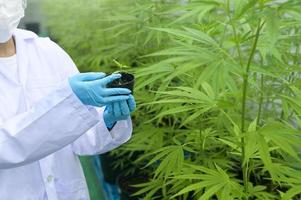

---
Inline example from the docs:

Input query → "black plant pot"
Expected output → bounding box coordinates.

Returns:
[107,72,135,94]
[117,173,149,200]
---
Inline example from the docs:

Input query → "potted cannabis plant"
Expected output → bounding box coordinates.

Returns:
[107,60,135,93]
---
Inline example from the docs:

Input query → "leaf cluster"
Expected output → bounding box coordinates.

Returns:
[44,0,301,199]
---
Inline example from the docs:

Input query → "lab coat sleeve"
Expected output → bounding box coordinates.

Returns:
[0,80,100,169]
[49,39,133,156]
[72,107,133,155]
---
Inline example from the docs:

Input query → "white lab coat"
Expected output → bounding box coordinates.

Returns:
[0,29,132,200]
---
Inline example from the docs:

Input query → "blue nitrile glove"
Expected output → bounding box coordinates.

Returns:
[68,72,131,107]
[104,95,136,129]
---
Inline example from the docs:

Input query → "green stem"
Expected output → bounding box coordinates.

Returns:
[257,75,264,125]
[241,21,263,132]
[241,21,263,197]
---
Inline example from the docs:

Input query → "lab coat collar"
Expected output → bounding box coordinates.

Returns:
[12,28,36,94]
[13,28,38,40]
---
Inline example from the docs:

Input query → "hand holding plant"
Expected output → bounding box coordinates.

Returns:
[68,72,131,107]
[104,95,136,129]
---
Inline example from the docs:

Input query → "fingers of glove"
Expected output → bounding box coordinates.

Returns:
[120,100,130,116]
[127,95,136,112]
[95,74,122,86]
[104,105,116,128]
[102,88,131,97]
[113,102,122,118]
[87,87,129,104]
[102,95,130,104]
[105,104,113,114]
[77,72,106,81]
[116,115,129,121]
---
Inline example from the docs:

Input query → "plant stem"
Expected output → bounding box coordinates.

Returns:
[257,75,264,125]
[241,21,263,197]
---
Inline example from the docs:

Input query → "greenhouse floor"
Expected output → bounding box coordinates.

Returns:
[80,156,105,200]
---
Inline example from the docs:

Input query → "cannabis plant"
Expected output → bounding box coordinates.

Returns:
[44,0,301,199]
[44,0,172,72]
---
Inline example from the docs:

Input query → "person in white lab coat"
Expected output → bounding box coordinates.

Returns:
[0,0,136,199]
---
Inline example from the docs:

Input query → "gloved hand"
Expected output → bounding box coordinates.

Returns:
[104,95,136,129]
[69,72,132,107]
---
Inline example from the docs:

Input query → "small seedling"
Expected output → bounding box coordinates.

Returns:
[113,59,130,73]
[108,60,135,93]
